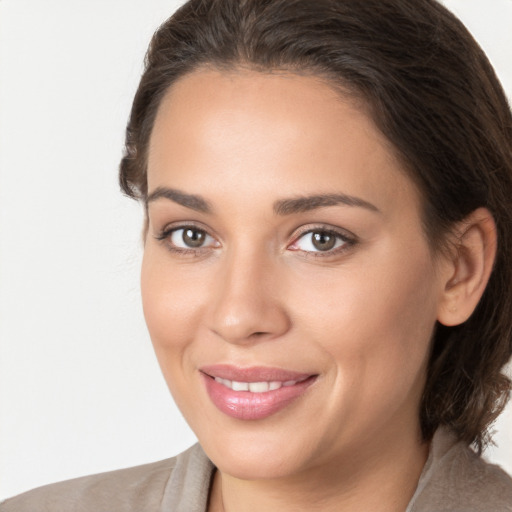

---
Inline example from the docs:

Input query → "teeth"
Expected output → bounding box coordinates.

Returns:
[232,381,249,391]
[213,377,297,393]
[249,382,269,393]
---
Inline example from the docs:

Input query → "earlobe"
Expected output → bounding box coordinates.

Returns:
[437,208,497,327]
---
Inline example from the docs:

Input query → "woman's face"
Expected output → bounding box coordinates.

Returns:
[142,69,447,480]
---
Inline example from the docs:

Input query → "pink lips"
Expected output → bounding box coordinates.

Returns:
[200,365,317,420]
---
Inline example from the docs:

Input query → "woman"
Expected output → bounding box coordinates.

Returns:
[2,0,512,510]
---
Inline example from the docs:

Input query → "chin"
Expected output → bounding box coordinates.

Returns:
[198,425,316,480]
[213,446,307,481]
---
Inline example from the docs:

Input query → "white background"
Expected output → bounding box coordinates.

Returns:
[0,0,511,501]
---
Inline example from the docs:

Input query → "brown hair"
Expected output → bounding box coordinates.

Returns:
[119,0,512,451]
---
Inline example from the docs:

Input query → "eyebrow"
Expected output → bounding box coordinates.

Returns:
[273,193,380,215]
[145,187,379,216]
[146,187,212,213]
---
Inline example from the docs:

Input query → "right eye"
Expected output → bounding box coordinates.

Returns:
[154,224,221,255]
[168,227,216,249]
[156,225,220,252]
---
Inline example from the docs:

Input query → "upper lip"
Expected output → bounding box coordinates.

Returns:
[200,364,315,382]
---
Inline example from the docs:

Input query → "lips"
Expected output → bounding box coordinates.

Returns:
[200,365,317,420]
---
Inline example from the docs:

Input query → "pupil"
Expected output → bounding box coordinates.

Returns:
[312,232,335,251]
[183,229,205,248]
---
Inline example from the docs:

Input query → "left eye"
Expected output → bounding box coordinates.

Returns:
[169,227,217,249]
[290,230,349,253]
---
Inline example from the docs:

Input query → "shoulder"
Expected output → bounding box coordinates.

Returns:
[0,444,213,512]
[0,457,177,512]
[410,428,512,512]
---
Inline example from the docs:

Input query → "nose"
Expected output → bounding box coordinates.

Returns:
[207,249,291,345]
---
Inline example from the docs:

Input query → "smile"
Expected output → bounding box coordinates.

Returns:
[213,377,308,393]
[200,365,317,420]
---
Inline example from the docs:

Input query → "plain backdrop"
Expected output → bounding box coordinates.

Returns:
[0,0,511,501]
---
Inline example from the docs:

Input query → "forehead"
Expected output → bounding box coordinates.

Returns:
[147,68,420,220]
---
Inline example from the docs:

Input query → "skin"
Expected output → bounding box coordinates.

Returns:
[141,68,495,511]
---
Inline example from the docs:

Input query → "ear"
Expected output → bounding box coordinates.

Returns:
[437,208,497,327]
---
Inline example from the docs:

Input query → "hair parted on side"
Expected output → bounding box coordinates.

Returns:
[119,0,512,451]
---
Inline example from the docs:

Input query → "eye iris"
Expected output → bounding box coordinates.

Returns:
[183,228,205,248]
[312,231,336,251]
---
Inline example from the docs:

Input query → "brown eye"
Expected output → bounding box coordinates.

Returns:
[182,228,206,247]
[168,227,217,249]
[290,228,352,254]
[312,232,336,251]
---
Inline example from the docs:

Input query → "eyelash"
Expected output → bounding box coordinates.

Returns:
[154,223,357,258]
[288,226,357,258]
[154,223,217,257]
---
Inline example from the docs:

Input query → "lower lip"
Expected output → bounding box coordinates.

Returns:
[202,374,316,420]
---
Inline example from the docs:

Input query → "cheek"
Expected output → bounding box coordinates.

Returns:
[291,246,438,398]
[140,249,211,416]
[140,248,206,352]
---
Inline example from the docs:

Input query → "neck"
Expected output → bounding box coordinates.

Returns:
[209,427,429,512]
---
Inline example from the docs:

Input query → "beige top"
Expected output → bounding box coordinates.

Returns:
[2,428,512,511]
